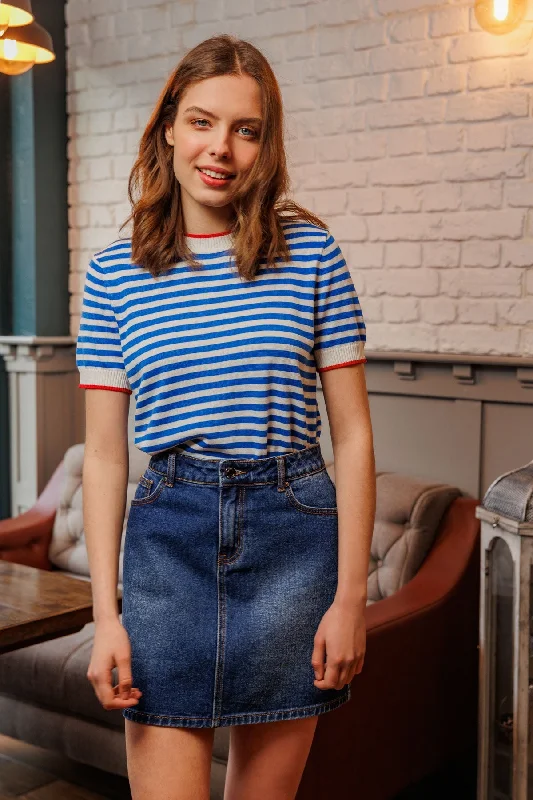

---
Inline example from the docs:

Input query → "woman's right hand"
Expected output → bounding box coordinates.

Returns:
[87,618,143,710]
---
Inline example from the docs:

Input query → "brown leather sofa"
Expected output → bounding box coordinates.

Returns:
[0,444,480,800]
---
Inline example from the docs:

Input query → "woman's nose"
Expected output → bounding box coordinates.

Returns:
[209,130,231,159]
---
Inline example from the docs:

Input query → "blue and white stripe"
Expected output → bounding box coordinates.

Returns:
[76,221,366,458]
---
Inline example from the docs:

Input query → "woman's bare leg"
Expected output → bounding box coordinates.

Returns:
[223,716,319,800]
[125,718,215,800]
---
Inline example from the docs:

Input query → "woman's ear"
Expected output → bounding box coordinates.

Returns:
[164,124,174,146]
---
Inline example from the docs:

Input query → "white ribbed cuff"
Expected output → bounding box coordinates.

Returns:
[315,341,366,372]
[78,367,131,392]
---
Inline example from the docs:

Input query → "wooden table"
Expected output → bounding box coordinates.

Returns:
[0,561,122,655]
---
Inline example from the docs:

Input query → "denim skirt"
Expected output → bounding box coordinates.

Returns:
[121,441,350,729]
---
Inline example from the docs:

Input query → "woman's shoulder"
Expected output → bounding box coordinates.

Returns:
[89,238,134,281]
[279,218,331,256]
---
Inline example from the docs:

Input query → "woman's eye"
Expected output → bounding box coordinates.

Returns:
[239,127,257,138]
[192,119,209,128]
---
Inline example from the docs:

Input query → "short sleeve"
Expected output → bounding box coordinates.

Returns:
[314,233,367,373]
[75,256,132,393]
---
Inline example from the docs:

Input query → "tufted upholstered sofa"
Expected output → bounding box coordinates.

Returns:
[0,441,481,800]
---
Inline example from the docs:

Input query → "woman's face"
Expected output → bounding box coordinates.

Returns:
[165,73,263,231]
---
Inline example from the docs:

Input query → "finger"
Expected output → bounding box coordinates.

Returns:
[94,673,119,709]
[336,665,351,689]
[311,637,326,681]
[323,659,341,690]
[116,656,133,699]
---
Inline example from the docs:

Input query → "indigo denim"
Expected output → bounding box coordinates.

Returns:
[122,441,351,728]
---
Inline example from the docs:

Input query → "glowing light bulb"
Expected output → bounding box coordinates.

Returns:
[0,37,35,75]
[493,0,510,20]
[474,0,526,32]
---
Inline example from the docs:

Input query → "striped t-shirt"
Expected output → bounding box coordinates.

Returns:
[76,220,366,459]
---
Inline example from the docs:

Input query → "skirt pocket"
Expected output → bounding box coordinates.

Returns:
[284,467,338,516]
[131,470,167,506]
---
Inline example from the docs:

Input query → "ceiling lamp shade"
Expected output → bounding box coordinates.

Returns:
[0,18,54,75]
[0,0,33,37]
[474,0,527,33]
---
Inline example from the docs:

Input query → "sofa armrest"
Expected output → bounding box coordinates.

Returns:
[0,461,64,570]
[297,496,481,800]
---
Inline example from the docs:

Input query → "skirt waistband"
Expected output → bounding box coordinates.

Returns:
[147,442,327,487]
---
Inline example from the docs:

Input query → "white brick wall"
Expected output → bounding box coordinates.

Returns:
[66,0,533,356]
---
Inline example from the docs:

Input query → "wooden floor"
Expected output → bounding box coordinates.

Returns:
[0,735,131,800]
[0,733,477,799]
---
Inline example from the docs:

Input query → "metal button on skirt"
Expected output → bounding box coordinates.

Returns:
[121,441,350,729]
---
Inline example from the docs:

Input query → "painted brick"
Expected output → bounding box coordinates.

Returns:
[420,297,456,323]
[356,297,383,322]
[387,15,427,43]
[426,65,465,96]
[521,329,533,356]
[370,156,442,186]
[303,52,369,83]
[387,128,425,157]
[346,242,385,269]
[466,123,506,151]
[422,183,461,212]
[383,297,420,322]
[501,241,533,267]
[510,121,533,147]
[115,10,141,37]
[351,21,386,50]
[463,241,501,268]
[354,75,386,105]
[446,91,529,123]
[366,323,439,352]
[462,181,503,211]
[423,241,460,268]
[327,215,368,241]
[429,7,469,37]
[426,125,464,153]
[506,181,533,208]
[371,41,445,74]
[318,79,354,108]
[170,3,195,25]
[348,189,383,214]
[449,29,532,63]
[438,326,521,355]
[498,300,533,325]
[351,132,387,160]
[364,268,439,295]
[468,61,507,91]
[384,242,422,267]
[389,70,425,100]
[368,97,445,129]
[457,300,497,325]
[441,151,527,182]
[383,187,424,213]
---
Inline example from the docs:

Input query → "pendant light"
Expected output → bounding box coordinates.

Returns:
[0,18,54,75]
[474,0,527,33]
[0,0,33,37]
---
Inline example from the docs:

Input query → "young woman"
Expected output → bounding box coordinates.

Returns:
[76,34,376,800]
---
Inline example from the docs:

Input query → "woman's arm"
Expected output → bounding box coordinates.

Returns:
[83,388,131,623]
[319,362,376,610]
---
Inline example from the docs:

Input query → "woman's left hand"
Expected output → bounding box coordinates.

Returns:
[311,600,366,690]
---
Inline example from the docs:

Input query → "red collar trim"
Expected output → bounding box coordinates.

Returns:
[186,230,233,238]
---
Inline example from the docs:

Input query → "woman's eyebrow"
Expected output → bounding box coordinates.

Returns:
[183,105,262,125]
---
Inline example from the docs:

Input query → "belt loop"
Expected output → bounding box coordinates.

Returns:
[166,452,176,487]
[276,455,288,492]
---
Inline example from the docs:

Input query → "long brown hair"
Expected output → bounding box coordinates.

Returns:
[120,34,327,279]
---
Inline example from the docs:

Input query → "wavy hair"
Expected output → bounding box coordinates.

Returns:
[119,34,328,279]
